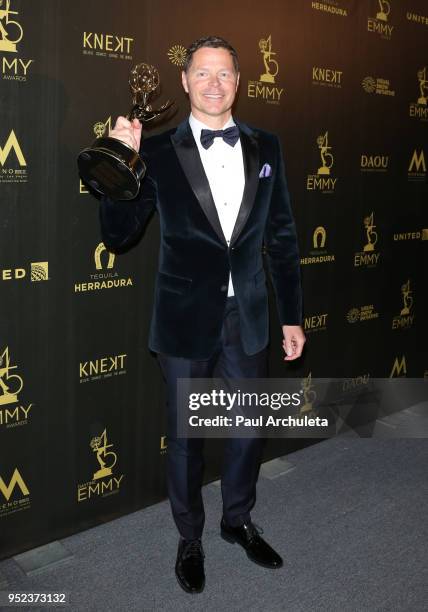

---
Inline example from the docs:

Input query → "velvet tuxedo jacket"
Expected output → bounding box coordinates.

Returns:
[99,118,302,360]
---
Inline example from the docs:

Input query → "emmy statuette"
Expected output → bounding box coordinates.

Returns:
[77,63,173,200]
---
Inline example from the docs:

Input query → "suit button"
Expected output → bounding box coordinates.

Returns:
[220,285,228,292]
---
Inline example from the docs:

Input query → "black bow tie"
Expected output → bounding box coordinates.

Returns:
[200,125,240,149]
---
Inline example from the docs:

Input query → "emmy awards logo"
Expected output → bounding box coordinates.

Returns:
[94,242,115,270]
[93,117,112,139]
[317,131,334,176]
[400,280,413,316]
[0,0,22,53]
[300,373,317,416]
[376,0,390,22]
[0,346,23,406]
[417,68,428,105]
[90,429,118,480]
[363,213,378,252]
[259,35,279,84]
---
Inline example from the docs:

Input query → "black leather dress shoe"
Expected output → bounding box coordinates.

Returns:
[175,538,205,593]
[220,518,283,569]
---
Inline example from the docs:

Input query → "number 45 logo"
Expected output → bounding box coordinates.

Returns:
[0,0,23,53]
[0,346,24,405]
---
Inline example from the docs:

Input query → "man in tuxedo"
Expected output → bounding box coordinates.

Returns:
[100,36,305,594]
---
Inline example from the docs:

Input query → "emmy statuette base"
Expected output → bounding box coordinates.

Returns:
[77,136,146,201]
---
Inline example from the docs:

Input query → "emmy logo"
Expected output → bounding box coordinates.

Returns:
[417,68,427,105]
[300,373,317,415]
[0,346,23,406]
[317,131,334,175]
[259,35,279,84]
[0,0,22,53]
[94,242,115,270]
[376,0,390,22]
[93,117,112,139]
[400,280,413,316]
[90,429,117,480]
[363,212,378,252]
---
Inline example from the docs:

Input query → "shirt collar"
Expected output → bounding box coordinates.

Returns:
[189,113,236,141]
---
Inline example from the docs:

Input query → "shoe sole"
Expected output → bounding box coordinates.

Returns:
[220,530,283,569]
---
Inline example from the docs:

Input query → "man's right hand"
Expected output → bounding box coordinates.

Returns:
[109,116,142,151]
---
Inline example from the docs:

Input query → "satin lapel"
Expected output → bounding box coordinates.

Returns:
[171,120,227,245]
[229,125,260,247]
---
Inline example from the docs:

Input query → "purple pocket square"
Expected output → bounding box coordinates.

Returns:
[259,163,272,178]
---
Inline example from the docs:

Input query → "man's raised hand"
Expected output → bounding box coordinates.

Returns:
[109,116,142,151]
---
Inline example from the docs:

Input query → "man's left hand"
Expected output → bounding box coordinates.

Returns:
[282,325,306,361]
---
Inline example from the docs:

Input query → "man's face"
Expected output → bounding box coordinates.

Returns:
[181,46,240,125]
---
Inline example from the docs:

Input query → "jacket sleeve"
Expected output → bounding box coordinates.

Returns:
[264,135,303,326]
[99,148,157,251]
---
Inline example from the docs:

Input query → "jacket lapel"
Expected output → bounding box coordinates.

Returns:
[230,122,260,247]
[171,119,227,245]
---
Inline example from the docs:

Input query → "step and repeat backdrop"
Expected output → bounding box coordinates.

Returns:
[1,0,427,558]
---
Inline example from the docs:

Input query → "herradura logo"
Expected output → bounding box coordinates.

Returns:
[248,35,284,104]
[300,226,335,266]
[74,243,132,292]
[0,0,34,81]
[94,241,115,270]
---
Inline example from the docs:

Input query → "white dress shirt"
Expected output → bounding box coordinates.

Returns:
[189,113,245,296]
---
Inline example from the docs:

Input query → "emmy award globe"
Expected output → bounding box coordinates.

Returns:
[77,63,173,200]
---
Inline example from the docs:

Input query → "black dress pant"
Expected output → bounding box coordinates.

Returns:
[157,297,267,540]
